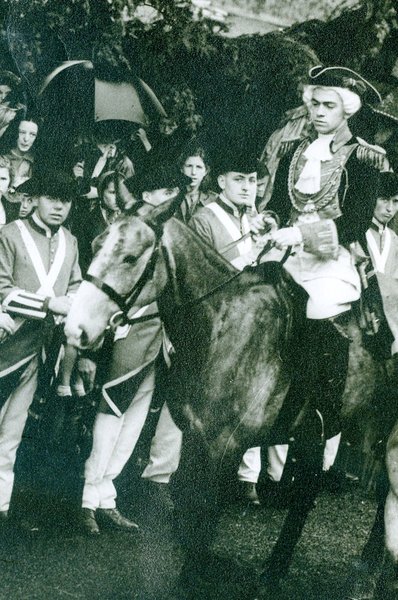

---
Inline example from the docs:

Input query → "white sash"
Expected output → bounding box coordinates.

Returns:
[207,202,252,256]
[15,220,66,296]
[366,228,391,274]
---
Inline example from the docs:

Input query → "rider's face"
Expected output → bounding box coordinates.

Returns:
[218,171,257,207]
[374,195,398,225]
[309,88,346,135]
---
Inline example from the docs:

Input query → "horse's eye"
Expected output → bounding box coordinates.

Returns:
[123,255,137,265]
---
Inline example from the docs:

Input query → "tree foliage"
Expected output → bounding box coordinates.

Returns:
[0,0,397,156]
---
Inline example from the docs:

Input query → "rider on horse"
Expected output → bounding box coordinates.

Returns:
[265,65,390,477]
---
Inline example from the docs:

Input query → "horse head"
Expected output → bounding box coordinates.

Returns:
[65,196,181,349]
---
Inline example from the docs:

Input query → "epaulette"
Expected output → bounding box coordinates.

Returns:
[356,137,390,172]
[277,139,299,158]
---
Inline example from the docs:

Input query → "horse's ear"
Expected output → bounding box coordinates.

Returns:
[142,192,184,236]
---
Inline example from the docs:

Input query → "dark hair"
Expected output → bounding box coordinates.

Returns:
[377,172,398,199]
[98,171,116,202]
[0,114,41,155]
[177,141,212,192]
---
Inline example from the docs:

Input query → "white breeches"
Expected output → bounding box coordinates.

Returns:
[0,357,38,512]
[238,446,262,483]
[82,368,156,510]
[141,402,182,484]
[284,248,361,319]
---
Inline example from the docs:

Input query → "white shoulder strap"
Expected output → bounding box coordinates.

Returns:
[206,202,252,256]
[15,220,66,296]
[366,228,391,274]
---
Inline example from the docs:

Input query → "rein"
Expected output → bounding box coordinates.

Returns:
[85,231,292,331]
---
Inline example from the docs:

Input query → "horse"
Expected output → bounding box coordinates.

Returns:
[65,199,388,598]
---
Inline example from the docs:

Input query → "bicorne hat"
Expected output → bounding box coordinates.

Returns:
[377,171,398,199]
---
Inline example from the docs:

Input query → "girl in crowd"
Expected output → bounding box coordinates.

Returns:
[2,116,39,190]
[177,143,217,223]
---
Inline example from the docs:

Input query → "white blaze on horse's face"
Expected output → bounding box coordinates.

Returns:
[65,216,157,348]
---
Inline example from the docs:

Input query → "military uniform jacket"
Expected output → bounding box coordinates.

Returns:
[367,222,398,353]
[267,125,384,252]
[0,213,81,375]
[189,195,253,267]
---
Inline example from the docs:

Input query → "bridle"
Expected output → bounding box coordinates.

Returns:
[84,225,292,332]
[85,239,161,329]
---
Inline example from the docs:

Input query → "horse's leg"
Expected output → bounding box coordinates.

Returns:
[173,430,238,597]
[256,439,324,598]
[344,468,388,600]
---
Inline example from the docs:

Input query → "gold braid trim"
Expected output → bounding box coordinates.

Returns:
[356,138,390,172]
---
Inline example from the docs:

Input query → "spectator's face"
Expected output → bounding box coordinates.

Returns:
[19,195,36,218]
[101,180,118,212]
[0,167,10,195]
[17,120,38,153]
[0,84,11,103]
[36,196,72,227]
[217,171,257,207]
[181,155,207,190]
[374,195,398,225]
[142,187,179,207]
[309,88,346,135]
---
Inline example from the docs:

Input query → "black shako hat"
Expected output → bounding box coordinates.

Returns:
[18,169,77,202]
[133,150,191,197]
[309,65,382,105]
[212,145,259,178]
[377,171,398,198]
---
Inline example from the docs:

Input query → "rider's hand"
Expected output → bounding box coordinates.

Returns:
[77,358,97,393]
[48,296,72,316]
[271,226,302,249]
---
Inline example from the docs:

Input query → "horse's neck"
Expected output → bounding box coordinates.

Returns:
[162,218,236,303]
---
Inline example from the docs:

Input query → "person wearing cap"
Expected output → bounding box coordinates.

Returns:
[263,65,390,484]
[365,172,398,357]
[0,169,81,524]
[188,149,270,505]
[78,156,185,535]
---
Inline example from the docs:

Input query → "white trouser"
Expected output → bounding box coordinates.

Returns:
[82,368,155,510]
[237,446,262,483]
[0,357,38,512]
[141,402,182,484]
[267,444,289,482]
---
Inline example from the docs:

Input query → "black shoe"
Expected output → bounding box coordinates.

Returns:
[79,508,100,536]
[239,482,261,506]
[96,508,139,532]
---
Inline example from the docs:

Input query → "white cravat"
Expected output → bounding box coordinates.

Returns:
[295,134,334,194]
